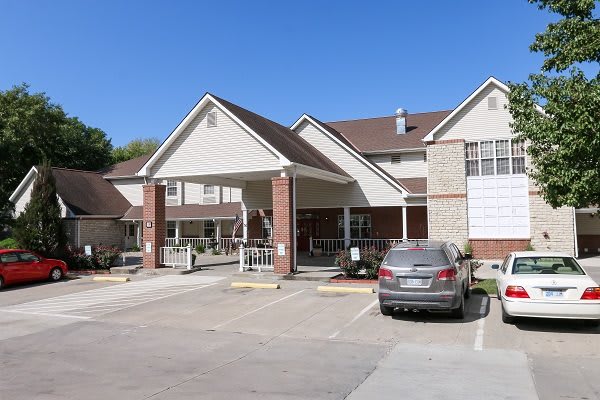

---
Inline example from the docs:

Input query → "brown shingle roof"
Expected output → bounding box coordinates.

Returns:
[121,202,242,220]
[100,154,152,178]
[51,168,131,216]
[325,110,451,153]
[211,95,350,178]
[397,177,427,194]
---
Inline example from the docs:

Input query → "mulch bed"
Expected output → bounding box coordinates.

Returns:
[330,274,378,284]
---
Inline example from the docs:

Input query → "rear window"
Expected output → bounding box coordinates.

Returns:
[512,257,585,275]
[382,249,451,267]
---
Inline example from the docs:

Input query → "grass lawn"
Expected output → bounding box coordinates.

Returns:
[471,278,498,296]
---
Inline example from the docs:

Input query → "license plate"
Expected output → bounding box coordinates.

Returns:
[543,290,564,298]
[406,278,422,286]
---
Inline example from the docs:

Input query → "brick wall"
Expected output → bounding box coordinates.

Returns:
[143,184,166,268]
[529,194,575,255]
[79,219,123,248]
[469,239,530,259]
[272,177,294,274]
[427,141,469,246]
[63,220,78,247]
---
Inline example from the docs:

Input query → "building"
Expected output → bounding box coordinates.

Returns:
[11,77,599,271]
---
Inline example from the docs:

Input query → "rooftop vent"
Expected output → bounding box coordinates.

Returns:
[395,108,408,134]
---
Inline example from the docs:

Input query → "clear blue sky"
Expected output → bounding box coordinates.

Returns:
[0,0,557,147]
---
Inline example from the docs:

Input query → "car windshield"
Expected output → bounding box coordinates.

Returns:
[512,257,585,275]
[383,249,450,267]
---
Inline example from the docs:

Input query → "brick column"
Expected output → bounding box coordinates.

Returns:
[143,184,166,269]
[272,177,295,274]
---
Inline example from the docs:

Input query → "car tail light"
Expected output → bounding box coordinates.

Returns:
[505,285,530,298]
[580,287,600,300]
[437,268,456,281]
[378,268,393,280]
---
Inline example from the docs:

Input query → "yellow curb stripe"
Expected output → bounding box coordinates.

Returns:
[230,282,280,289]
[92,276,130,283]
[317,286,374,294]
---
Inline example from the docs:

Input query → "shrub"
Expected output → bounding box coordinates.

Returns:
[464,242,473,255]
[92,246,122,269]
[64,246,95,270]
[361,247,386,279]
[0,237,19,249]
[212,248,221,255]
[334,249,361,278]
[196,244,206,254]
[130,244,140,252]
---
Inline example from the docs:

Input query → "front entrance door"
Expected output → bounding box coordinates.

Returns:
[124,223,137,250]
[297,218,319,251]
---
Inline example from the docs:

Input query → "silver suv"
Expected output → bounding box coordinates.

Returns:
[378,241,471,318]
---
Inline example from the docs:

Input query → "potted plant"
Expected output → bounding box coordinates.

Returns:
[312,244,323,257]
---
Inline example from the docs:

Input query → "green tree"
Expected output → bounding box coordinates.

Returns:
[13,161,66,257]
[0,83,113,226]
[112,137,160,164]
[507,0,600,208]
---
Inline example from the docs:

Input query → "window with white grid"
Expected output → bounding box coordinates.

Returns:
[166,180,177,197]
[465,139,526,177]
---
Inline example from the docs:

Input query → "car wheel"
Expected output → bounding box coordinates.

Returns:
[451,294,465,319]
[583,319,599,328]
[49,267,63,282]
[0,275,4,290]
[380,304,394,316]
[501,303,514,324]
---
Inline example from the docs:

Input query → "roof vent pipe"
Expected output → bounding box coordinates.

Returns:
[396,108,408,134]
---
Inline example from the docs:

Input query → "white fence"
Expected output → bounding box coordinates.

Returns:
[239,245,274,272]
[310,238,428,255]
[160,246,193,269]
[165,238,273,251]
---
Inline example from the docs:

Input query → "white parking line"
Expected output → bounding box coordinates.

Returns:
[0,276,225,318]
[329,299,379,339]
[212,289,306,329]
[474,296,489,351]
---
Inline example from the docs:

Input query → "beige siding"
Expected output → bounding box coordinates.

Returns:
[184,182,202,204]
[231,187,242,202]
[294,121,406,207]
[368,152,427,178]
[111,178,145,206]
[576,213,600,235]
[435,85,514,141]
[150,102,281,178]
[242,181,273,210]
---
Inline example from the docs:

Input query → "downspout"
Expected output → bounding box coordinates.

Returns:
[77,218,81,248]
[292,166,297,273]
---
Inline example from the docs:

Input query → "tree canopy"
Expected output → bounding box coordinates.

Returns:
[507,0,600,208]
[0,84,113,225]
[111,137,160,164]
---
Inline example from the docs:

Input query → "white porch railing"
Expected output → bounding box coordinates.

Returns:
[165,237,273,251]
[165,238,218,249]
[310,238,428,255]
[239,245,274,272]
[160,246,193,269]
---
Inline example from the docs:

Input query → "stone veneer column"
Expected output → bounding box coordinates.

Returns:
[426,140,469,246]
[272,177,295,274]
[143,184,166,269]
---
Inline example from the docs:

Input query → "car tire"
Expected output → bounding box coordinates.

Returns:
[380,304,394,316]
[583,319,599,328]
[501,303,514,324]
[0,275,4,290]
[49,267,63,282]
[451,294,465,319]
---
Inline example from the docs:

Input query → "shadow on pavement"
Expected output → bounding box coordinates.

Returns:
[513,317,599,333]
[388,293,490,324]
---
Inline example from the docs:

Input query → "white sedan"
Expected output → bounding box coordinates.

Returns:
[492,252,600,326]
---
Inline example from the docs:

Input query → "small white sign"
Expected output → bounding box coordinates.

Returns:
[350,247,360,261]
[84,245,92,256]
[145,242,152,253]
[277,243,286,256]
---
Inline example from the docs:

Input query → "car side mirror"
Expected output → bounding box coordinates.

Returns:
[491,264,500,270]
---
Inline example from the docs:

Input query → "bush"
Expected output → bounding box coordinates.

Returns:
[130,244,140,252]
[335,247,387,279]
[64,246,95,271]
[93,246,122,269]
[464,242,473,256]
[212,248,221,255]
[196,244,206,254]
[0,237,19,249]
[335,249,361,278]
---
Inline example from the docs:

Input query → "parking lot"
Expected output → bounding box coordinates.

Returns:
[0,262,598,400]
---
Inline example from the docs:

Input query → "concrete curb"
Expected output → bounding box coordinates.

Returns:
[92,276,130,283]
[230,282,280,289]
[317,286,374,294]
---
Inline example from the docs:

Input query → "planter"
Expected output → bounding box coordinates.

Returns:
[312,248,322,257]
[330,274,378,284]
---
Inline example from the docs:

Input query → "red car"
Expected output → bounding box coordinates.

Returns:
[0,249,68,289]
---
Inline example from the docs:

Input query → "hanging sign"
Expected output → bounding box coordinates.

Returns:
[350,247,360,261]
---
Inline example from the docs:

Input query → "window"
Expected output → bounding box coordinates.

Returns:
[204,220,215,238]
[207,111,217,127]
[465,139,526,177]
[391,154,402,164]
[128,224,135,237]
[0,252,19,263]
[166,180,177,197]
[337,214,371,239]
[18,252,40,262]
[262,216,272,239]
[167,221,176,238]
[423,153,427,162]
[488,96,498,110]
[203,185,214,195]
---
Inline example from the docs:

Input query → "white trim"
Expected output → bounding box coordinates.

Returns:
[291,114,407,195]
[9,166,38,203]
[138,93,290,177]
[575,208,600,213]
[291,163,354,184]
[423,77,510,142]
[362,148,426,155]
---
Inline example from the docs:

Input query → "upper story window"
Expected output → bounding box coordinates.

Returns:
[465,139,526,177]
[203,185,214,195]
[166,180,178,197]
[207,112,217,127]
